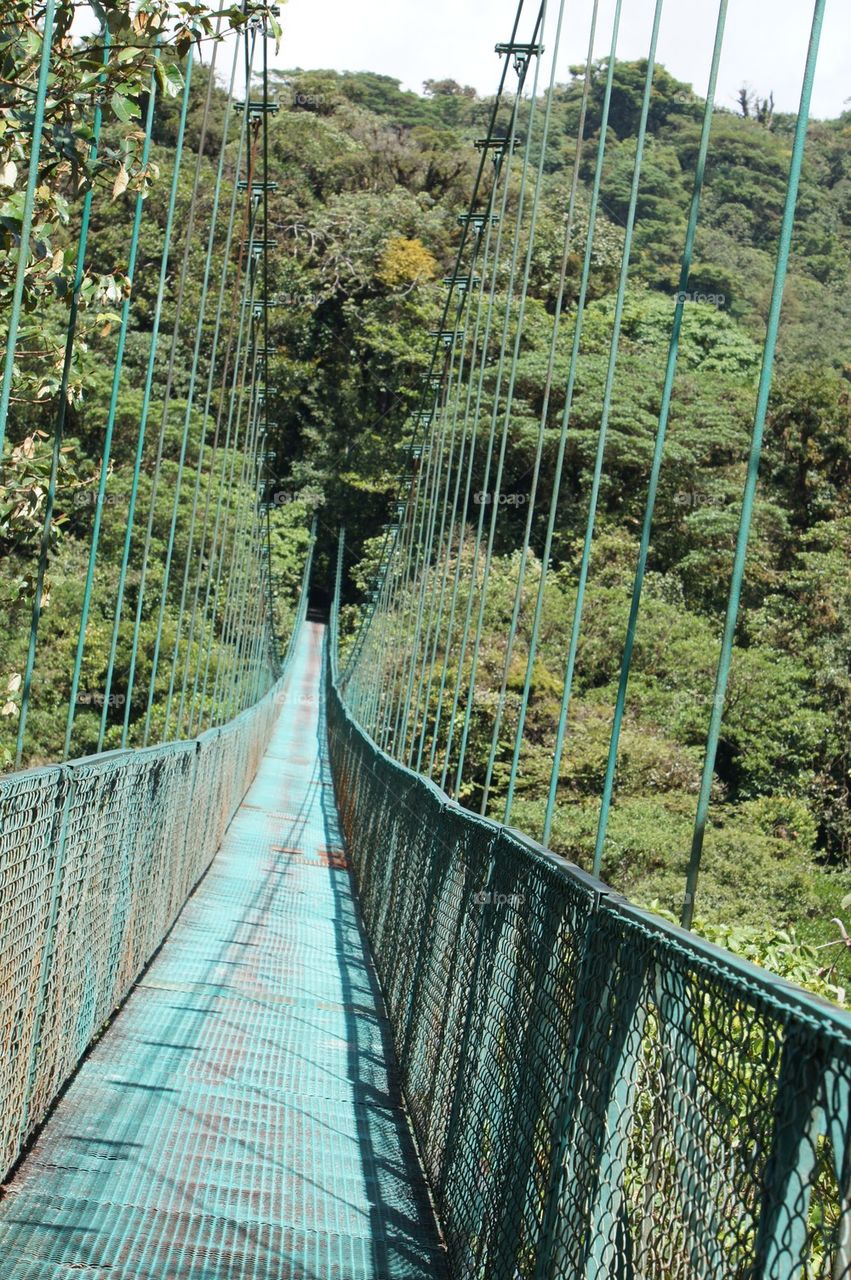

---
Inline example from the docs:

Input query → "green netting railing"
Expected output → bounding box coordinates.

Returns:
[0,554,312,1183]
[328,598,851,1280]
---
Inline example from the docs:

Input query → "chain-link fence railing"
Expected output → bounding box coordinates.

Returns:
[0,666,290,1181]
[328,640,851,1280]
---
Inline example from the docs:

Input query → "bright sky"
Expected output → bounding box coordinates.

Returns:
[272,0,849,120]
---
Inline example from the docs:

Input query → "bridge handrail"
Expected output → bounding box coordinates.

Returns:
[327,612,851,1279]
[0,529,315,1183]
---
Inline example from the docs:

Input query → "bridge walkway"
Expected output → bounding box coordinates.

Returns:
[0,622,445,1280]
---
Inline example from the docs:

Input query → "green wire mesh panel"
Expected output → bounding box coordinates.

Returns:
[0,675,288,1183]
[0,621,445,1279]
[328,646,851,1279]
[550,901,851,1279]
[0,765,67,1178]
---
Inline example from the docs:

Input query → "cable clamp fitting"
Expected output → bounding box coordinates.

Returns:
[233,100,281,117]
[495,41,544,75]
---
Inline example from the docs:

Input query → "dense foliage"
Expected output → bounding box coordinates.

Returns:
[1,35,849,993]
[257,64,851,991]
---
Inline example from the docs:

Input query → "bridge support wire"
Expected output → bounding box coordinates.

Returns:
[343,0,828,928]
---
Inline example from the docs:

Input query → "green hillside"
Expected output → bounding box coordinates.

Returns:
[3,50,850,994]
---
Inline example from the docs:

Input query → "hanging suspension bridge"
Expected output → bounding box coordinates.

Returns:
[0,0,849,1277]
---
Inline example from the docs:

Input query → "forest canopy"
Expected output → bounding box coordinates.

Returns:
[2,30,850,996]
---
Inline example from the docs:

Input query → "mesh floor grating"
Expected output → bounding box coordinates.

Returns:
[0,623,446,1280]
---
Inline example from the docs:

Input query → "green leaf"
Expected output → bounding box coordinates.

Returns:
[110,91,137,124]
[0,190,26,223]
[155,60,184,99]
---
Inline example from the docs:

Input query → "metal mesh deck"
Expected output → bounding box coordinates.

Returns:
[0,623,445,1280]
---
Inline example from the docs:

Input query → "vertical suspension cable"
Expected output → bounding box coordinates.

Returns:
[260,16,277,678]
[137,44,223,746]
[97,34,252,748]
[381,405,441,740]
[177,33,261,738]
[135,28,227,744]
[218,360,266,721]
[476,1,597,814]
[681,0,826,927]
[341,0,530,716]
[474,0,574,814]
[451,5,550,796]
[541,0,660,840]
[120,61,198,749]
[413,260,496,774]
[220,396,262,718]
[376,454,428,746]
[62,52,162,759]
[0,0,57,458]
[14,31,109,764]
[380,53,533,772]
[331,526,345,680]
[117,64,199,746]
[422,266,489,773]
[373,514,408,744]
[434,232,512,784]
[196,219,264,728]
[156,29,243,739]
[592,0,729,877]
[225,366,268,718]
[364,529,399,737]
[483,0,623,840]
[395,384,452,747]
[436,205,517,791]
[440,7,606,798]
[405,291,475,767]
[203,255,264,723]
[205,314,262,723]
[188,137,264,733]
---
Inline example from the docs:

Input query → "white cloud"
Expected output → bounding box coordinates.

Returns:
[272,0,848,120]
